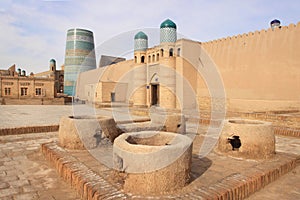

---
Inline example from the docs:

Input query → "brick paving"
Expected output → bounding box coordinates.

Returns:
[246,165,300,200]
[0,132,80,199]
[0,105,72,128]
[245,135,300,200]
[0,105,300,199]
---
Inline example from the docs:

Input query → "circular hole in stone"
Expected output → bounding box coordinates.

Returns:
[228,119,263,124]
[68,115,96,119]
[125,133,174,146]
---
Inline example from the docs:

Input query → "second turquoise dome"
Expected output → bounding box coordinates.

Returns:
[160,19,177,29]
[134,31,148,40]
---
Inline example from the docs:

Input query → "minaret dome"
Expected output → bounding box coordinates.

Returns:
[160,19,177,43]
[134,31,148,51]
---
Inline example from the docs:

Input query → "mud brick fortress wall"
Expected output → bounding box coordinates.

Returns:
[201,22,300,112]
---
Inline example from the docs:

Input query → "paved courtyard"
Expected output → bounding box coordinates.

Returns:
[0,104,147,129]
[0,132,80,199]
[0,105,299,199]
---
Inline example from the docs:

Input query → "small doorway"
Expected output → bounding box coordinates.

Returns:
[111,92,115,102]
[151,84,159,106]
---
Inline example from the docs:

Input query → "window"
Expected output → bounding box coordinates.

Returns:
[35,88,42,96]
[21,87,28,96]
[177,48,181,56]
[148,55,151,63]
[161,49,164,57]
[152,54,155,62]
[141,56,145,63]
[157,53,159,61]
[169,48,174,57]
[4,88,11,96]
[59,75,64,82]
[134,56,137,63]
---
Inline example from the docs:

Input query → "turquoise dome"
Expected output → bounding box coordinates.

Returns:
[134,31,148,40]
[160,19,176,29]
[50,59,56,63]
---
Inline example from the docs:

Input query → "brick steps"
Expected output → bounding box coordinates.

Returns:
[41,142,299,200]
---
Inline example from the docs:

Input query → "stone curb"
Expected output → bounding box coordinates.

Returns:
[204,156,298,199]
[41,142,128,200]
[0,125,59,136]
[41,142,299,200]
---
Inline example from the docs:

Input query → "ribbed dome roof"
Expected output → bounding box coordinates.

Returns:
[134,31,148,40]
[160,19,177,29]
[270,19,280,25]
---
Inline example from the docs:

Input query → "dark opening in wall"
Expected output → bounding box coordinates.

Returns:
[169,48,173,57]
[228,135,241,150]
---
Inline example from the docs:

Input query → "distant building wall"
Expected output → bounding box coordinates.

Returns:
[0,76,54,99]
[0,62,63,105]
[76,60,133,102]
[34,59,64,97]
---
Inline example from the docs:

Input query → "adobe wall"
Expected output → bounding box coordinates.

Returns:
[200,23,300,112]
[0,76,55,99]
[175,56,201,110]
[77,60,134,102]
[101,82,117,102]
[76,67,104,100]
[2,97,64,105]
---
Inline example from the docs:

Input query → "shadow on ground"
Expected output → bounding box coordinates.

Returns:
[190,155,212,182]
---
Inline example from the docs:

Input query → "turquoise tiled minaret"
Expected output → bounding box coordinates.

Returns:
[134,31,148,51]
[64,28,96,96]
[160,19,177,43]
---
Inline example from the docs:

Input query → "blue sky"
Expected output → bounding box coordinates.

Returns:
[0,0,299,73]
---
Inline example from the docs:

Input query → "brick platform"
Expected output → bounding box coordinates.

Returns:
[41,142,127,200]
[41,140,299,200]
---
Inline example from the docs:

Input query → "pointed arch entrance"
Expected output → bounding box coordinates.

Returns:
[150,73,160,106]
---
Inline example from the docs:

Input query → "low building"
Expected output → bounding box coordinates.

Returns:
[34,59,64,97]
[0,59,65,105]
